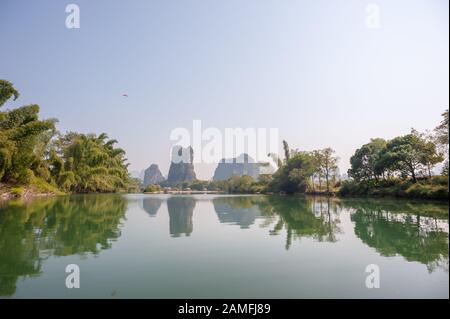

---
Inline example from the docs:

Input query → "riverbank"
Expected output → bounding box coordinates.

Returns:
[338,177,449,201]
[0,182,63,202]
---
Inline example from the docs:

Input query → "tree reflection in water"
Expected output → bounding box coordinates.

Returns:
[341,199,449,273]
[213,196,341,250]
[211,196,448,271]
[0,194,447,297]
[0,195,127,296]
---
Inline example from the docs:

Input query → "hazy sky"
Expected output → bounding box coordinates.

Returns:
[1,0,448,179]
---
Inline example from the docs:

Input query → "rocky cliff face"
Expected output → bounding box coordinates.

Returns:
[167,146,196,183]
[213,153,261,180]
[143,164,165,186]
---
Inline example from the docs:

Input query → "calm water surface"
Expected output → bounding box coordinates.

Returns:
[0,194,448,298]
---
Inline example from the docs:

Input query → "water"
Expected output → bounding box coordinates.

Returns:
[0,194,448,298]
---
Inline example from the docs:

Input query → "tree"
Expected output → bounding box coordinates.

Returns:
[311,150,324,191]
[380,131,442,182]
[55,132,130,193]
[434,109,449,176]
[282,140,290,163]
[320,148,339,193]
[0,80,56,184]
[413,129,444,178]
[0,80,19,108]
[270,152,315,194]
[434,109,449,145]
[144,184,161,193]
[348,138,387,181]
[268,152,283,168]
[227,175,255,193]
[0,79,133,194]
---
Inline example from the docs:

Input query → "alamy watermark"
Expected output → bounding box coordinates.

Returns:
[365,3,381,29]
[365,264,380,288]
[169,120,279,165]
[65,264,80,289]
[65,4,80,29]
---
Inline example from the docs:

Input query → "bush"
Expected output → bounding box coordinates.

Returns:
[11,187,25,197]
[429,175,449,186]
[144,184,161,193]
[338,178,449,201]
[405,183,448,200]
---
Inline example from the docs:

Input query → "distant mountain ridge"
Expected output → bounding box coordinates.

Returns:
[143,164,165,186]
[167,146,197,183]
[213,153,261,180]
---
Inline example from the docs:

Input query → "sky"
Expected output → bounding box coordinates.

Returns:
[0,0,448,179]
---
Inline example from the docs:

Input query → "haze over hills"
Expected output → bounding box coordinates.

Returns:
[136,148,277,184]
[213,153,273,181]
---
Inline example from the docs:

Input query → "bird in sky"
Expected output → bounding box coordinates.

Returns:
[122,93,128,97]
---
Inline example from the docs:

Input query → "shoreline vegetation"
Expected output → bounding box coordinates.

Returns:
[1,80,448,203]
[0,80,138,202]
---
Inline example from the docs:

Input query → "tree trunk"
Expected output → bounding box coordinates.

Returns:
[411,169,417,183]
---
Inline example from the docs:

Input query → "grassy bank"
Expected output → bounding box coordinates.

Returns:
[0,177,64,201]
[338,176,449,201]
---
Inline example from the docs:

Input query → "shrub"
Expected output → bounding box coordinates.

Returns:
[338,178,449,200]
[430,175,449,186]
[11,187,25,197]
[144,184,161,193]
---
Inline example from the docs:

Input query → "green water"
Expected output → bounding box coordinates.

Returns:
[0,194,448,298]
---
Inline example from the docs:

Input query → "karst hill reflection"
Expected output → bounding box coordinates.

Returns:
[0,194,448,298]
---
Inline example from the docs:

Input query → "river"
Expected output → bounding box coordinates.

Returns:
[0,194,448,298]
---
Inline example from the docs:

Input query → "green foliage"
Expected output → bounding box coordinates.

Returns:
[188,180,209,191]
[0,80,19,107]
[127,177,142,193]
[53,132,130,193]
[434,109,449,146]
[10,187,24,197]
[434,109,449,176]
[344,111,448,200]
[226,175,255,193]
[339,176,449,201]
[282,140,290,162]
[144,184,161,193]
[270,152,315,194]
[206,175,268,194]
[0,194,127,295]
[0,103,56,183]
[0,80,131,194]
[349,129,444,183]
[348,138,387,181]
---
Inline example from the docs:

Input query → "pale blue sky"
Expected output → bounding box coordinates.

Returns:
[0,0,448,179]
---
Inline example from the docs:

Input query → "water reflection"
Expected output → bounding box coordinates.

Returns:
[140,197,162,217]
[341,200,449,272]
[214,196,448,265]
[213,196,264,228]
[0,194,448,297]
[265,197,342,249]
[214,196,342,249]
[167,197,195,237]
[0,195,127,296]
